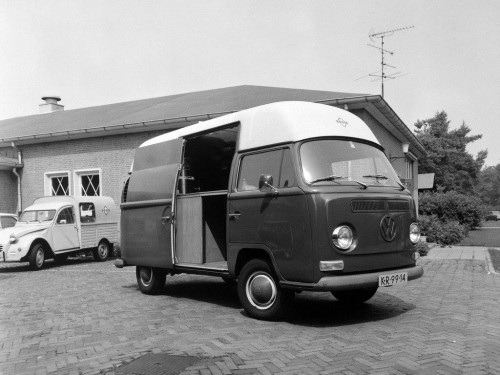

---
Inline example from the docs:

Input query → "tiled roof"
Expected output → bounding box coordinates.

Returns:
[0,85,364,139]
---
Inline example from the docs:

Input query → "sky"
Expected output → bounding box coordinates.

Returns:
[1,0,500,166]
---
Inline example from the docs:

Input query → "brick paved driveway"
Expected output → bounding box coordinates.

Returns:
[1,257,499,375]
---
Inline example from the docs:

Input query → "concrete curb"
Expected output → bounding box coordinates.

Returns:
[485,248,499,275]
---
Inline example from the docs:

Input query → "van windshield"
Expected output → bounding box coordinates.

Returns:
[300,140,402,188]
[19,210,56,223]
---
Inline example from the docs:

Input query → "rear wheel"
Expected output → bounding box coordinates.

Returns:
[237,259,293,320]
[29,244,45,270]
[332,287,378,305]
[93,241,110,261]
[136,266,166,294]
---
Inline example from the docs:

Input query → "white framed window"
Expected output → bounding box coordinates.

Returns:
[44,171,71,196]
[74,169,102,196]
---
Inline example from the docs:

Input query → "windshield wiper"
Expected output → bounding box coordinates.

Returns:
[309,175,346,184]
[310,175,367,189]
[362,174,406,191]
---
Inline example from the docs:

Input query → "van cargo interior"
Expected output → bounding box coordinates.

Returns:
[175,125,238,268]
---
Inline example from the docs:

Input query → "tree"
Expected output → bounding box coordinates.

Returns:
[477,165,500,208]
[414,111,487,194]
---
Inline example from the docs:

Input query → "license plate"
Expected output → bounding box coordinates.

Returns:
[379,272,407,287]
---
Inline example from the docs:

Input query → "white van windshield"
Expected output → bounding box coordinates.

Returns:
[300,140,402,188]
[19,210,56,223]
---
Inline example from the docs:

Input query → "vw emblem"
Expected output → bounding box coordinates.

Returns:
[336,117,348,127]
[380,215,396,242]
[102,205,110,216]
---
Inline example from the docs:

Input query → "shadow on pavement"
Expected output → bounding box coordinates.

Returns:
[0,256,99,273]
[123,276,415,326]
[284,291,415,327]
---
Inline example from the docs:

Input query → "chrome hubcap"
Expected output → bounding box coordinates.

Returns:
[36,249,44,267]
[246,272,277,310]
[139,267,153,287]
[98,244,108,258]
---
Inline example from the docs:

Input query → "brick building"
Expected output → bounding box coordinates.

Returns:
[0,85,425,214]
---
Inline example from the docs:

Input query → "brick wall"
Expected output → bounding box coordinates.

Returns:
[18,130,166,210]
[0,170,17,213]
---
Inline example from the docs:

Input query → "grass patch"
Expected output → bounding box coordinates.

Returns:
[459,228,500,247]
[488,249,500,273]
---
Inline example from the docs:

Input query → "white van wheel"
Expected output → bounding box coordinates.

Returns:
[93,241,109,261]
[136,266,166,294]
[29,244,45,270]
[237,259,292,320]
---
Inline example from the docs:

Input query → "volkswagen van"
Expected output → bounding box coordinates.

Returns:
[116,101,423,320]
[0,196,118,270]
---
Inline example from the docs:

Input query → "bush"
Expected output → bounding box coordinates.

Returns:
[419,191,487,230]
[418,214,468,246]
[415,240,429,256]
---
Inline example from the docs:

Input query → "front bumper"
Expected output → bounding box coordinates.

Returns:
[281,265,423,292]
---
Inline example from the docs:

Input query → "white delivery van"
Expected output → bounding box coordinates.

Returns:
[0,196,118,270]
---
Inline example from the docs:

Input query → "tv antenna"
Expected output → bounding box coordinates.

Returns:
[367,25,414,98]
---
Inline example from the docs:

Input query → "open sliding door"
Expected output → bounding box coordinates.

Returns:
[121,138,184,268]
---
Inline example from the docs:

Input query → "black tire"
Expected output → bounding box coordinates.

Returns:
[93,241,110,262]
[29,244,45,270]
[237,259,293,320]
[136,266,166,294]
[332,287,378,305]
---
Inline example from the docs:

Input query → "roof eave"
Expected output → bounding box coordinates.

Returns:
[0,111,235,148]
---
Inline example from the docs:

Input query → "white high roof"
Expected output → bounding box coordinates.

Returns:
[140,101,380,151]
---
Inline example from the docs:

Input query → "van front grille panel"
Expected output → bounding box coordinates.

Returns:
[351,200,385,212]
[388,200,410,211]
[351,200,410,212]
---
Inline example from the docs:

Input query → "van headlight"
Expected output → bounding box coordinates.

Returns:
[9,234,18,244]
[409,223,420,244]
[332,225,354,250]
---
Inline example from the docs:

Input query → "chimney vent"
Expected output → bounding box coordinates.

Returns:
[39,96,64,113]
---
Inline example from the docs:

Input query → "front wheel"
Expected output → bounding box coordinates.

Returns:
[29,244,45,270]
[93,241,110,261]
[136,266,166,294]
[332,287,378,305]
[237,259,293,320]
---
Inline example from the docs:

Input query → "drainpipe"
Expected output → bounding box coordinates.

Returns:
[11,142,22,215]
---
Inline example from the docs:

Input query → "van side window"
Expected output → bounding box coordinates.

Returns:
[79,203,96,223]
[238,149,294,191]
[57,207,74,224]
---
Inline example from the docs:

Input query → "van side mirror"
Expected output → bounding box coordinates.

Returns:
[259,174,278,195]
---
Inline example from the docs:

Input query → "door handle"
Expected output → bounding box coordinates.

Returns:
[229,212,241,220]
[161,216,171,224]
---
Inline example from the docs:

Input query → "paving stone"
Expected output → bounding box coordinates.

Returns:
[1,254,500,374]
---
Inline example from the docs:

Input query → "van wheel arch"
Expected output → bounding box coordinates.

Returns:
[234,247,279,279]
[27,240,53,270]
[24,239,53,262]
[93,239,111,261]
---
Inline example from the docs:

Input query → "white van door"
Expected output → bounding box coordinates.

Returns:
[52,206,80,252]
